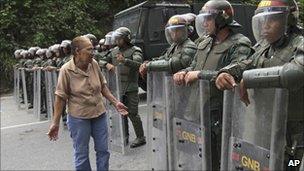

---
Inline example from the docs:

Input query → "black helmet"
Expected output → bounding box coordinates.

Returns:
[83,34,98,46]
[113,27,131,43]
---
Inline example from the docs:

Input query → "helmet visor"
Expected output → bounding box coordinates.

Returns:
[195,13,216,37]
[252,10,288,43]
[165,25,188,45]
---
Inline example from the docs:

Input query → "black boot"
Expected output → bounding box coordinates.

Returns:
[130,137,146,148]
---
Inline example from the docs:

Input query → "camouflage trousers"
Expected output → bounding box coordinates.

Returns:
[122,91,144,139]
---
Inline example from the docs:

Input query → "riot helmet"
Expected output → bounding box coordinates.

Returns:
[60,40,72,55]
[195,0,241,37]
[252,0,299,43]
[112,27,132,46]
[165,14,195,45]
[104,31,115,46]
[83,34,98,46]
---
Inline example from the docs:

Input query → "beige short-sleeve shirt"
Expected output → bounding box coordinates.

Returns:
[55,57,107,119]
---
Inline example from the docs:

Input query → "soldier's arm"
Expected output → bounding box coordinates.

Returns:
[123,51,143,69]
[145,51,169,71]
[172,45,197,72]
[243,48,304,90]
[181,53,197,73]
[149,52,166,61]
[217,59,254,83]
[99,51,112,68]
[147,45,197,72]
[146,58,170,72]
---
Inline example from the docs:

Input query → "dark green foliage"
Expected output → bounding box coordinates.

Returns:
[0,0,302,93]
[0,0,144,92]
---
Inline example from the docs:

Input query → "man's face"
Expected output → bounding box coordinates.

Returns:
[78,39,93,64]
[202,15,216,35]
[115,37,125,48]
[62,47,68,55]
[55,51,60,58]
[101,45,107,51]
[170,28,184,42]
[261,15,285,43]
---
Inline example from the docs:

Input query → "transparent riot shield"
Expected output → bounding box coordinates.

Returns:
[103,67,128,155]
[52,71,58,92]
[51,70,58,110]
[44,70,54,120]
[220,87,289,171]
[16,69,21,108]
[33,69,42,120]
[300,155,304,171]
[166,78,212,170]
[13,67,18,102]
[21,68,29,110]
[146,71,168,170]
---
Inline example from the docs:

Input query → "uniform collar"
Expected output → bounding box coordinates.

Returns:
[67,56,92,77]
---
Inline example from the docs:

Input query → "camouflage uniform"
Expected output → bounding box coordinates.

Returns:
[182,0,253,168]
[23,56,34,107]
[101,45,144,141]
[146,38,197,74]
[220,33,304,168]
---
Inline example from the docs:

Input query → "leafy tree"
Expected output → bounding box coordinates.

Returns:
[0,0,303,93]
[0,0,143,92]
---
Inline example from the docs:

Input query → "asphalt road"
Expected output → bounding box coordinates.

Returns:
[1,95,148,170]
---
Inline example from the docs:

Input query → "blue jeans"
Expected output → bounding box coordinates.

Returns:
[67,113,110,171]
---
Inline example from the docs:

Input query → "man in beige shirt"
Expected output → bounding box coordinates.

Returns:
[47,36,128,171]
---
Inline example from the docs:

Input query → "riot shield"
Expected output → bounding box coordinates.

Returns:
[146,71,168,170]
[44,70,54,120]
[166,78,212,170]
[103,67,128,155]
[33,69,42,120]
[13,67,18,102]
[51,70,58,111]
[21,68,29,110]
[220,87,289,171]
[300,155,304,171]
[16,68,21,108]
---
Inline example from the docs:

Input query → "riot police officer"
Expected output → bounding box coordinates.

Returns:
[98,38,105,52]
[100,27,145,148]
[26,47,40,108]
[173,0,253,168]
[56,40,72,127]
[58,40,72,67]
[215,0,303,170]
[34,48,48,114]
[98,31,116,70]
[14,49,25,103]
[139,14,197,75]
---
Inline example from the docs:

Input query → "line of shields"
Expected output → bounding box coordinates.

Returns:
[13,67,58,121]
[146,71,304,171]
